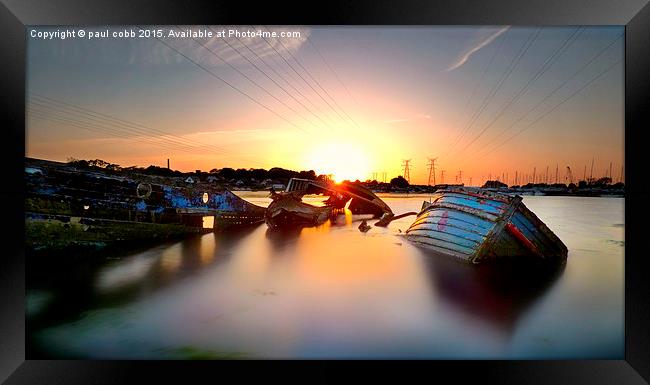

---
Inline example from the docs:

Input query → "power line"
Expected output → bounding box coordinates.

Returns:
[146,28,310,135]
[402,159,412,183]
[443,28,542,161]
[192,26,335,133]
[427,157,437,186]
[28,95,234,155]
[27,103,184,149]
[27,107,205,155]
[183,28,325,133]
[254,33,329,113]
[444,28,540,157]
[27,104,267,168]
[228,30,341,129]
[305,34,364,118]
[461,33,623,167]
[245,30,343,129]
[446,28,542,162]
[277,32,362,130]
[445,29,508,150]
[260,25,361,130]
[450,27,583,162]
[470,58,622,163]
[28,93,267,166]
[254,27,349,129]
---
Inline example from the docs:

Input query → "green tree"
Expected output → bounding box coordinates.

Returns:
[390,176,409,188]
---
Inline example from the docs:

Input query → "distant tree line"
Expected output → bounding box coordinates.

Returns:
[66,158,319,184]
[208,167,317,182]
[67,158,182,177]
[67,158,122,171]
[66,158,624,190]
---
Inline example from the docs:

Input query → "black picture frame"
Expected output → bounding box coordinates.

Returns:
[1,0,648,383]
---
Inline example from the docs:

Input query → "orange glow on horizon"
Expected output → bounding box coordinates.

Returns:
[304,142,372,183]
[25,26,624,186]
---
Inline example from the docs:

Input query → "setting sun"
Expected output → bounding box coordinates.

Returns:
[304,142,371,182]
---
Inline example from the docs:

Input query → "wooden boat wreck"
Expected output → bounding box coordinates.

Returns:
[404,188,568,264]
[265,178,394,230]
[265,190,334,229]
[25,158,266,253]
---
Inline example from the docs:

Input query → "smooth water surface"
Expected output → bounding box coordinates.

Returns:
[26,194,624,359]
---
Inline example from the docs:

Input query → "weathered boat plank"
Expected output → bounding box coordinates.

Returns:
[408,220,492,238]
[405,188,568,264]
[410,211,495,233]
[405,235,477,258]
[406,228,483,248]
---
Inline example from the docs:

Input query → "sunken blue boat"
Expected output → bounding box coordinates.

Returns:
[405,188,567,264]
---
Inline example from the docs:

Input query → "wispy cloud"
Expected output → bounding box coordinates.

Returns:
[34,26,310,67]
[145,25,311,67]
[446,26,510,71]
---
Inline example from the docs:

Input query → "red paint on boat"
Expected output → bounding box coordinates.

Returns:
[437,211,449,231]
[505,222,541,256]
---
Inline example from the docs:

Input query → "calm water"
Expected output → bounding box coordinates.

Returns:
[26,194,624,359]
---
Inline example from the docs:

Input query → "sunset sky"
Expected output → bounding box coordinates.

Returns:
[26,26,624,185]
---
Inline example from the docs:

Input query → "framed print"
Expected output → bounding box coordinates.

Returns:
[1,0,649,383]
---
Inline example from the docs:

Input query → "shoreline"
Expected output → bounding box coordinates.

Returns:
[232,189,625,198]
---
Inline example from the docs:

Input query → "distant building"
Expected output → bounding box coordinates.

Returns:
[206,176,219,183]
[185,176,195,184]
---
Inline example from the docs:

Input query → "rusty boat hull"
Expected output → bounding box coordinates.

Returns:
[265,191,333,229]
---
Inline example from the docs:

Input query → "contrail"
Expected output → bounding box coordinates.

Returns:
[447,26,510,71]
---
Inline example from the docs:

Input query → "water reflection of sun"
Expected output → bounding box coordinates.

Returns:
[305,142,371,183]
